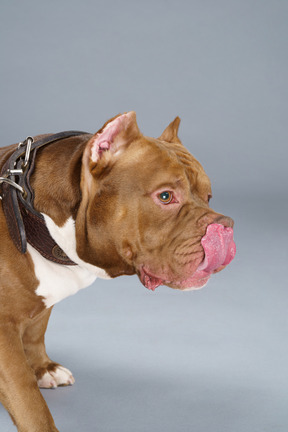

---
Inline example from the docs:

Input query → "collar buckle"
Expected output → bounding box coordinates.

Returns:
[0,136,34,199]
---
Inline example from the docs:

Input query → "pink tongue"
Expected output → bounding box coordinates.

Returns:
[198,223,236,273]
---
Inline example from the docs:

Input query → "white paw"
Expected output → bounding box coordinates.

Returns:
[38,366,75,389]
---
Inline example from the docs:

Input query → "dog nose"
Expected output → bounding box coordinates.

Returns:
[197,212,234,229]
[213,215,234,228]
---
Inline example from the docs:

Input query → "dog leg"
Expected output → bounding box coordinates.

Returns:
[22,307,75,389]
[0,324,59,432]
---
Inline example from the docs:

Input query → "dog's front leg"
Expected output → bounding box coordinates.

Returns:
[22,307,75,388]
[0,324,59,432]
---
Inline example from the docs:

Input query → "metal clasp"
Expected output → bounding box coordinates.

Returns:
[18,136,33,169]
[0,136,33,199]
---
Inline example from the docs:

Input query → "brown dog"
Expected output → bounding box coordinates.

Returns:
[0,112,235,431]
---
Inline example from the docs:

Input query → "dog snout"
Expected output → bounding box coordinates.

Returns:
[213,215,234,228]
[197,212,234,229]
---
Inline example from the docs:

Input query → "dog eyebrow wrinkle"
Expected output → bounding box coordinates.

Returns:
[154,177,185,191]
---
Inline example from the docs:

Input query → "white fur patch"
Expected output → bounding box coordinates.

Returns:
[38,366,75,389]
[30,215,110,308]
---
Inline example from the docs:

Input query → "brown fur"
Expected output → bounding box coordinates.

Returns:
[0,112,233,431]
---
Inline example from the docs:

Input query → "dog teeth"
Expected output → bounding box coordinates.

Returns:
[144,275,155,291]
[144,275,151,288]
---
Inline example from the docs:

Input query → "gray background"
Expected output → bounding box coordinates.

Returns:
[0,0,287,431]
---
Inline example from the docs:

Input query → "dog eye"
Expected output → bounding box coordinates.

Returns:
[158,191,173,204]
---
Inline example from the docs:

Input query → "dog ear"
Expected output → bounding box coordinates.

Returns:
[87,111,141,165]
[158,117,181,143]
[82,111,141,184]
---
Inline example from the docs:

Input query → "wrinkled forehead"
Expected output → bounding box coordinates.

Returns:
[115,137,211,194]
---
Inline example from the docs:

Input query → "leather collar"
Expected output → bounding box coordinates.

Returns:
[0,131,90,265]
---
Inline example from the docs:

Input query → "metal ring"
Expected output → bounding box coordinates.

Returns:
[0,177,24,194]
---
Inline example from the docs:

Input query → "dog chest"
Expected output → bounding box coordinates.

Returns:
[28,215,110,308]
[28,244,97,308]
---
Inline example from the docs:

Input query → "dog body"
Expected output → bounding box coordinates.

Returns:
[0,112,235,431]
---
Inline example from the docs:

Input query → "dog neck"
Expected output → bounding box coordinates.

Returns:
[30,134,90,227]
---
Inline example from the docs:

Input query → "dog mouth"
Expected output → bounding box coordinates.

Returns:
[139,223,236,291]
[139,267,165,291]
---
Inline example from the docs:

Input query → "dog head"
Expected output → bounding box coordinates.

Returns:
[77,112,236,290]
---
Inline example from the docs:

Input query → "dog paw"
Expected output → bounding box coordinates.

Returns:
[37,365,75,389]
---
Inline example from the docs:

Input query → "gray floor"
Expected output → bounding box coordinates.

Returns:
[1,193,287,432]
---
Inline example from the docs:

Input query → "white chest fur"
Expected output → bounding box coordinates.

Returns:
[30,215,110,308]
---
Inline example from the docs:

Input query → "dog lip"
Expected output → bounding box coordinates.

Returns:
[138,222,236,291]
[139,267,164,291]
